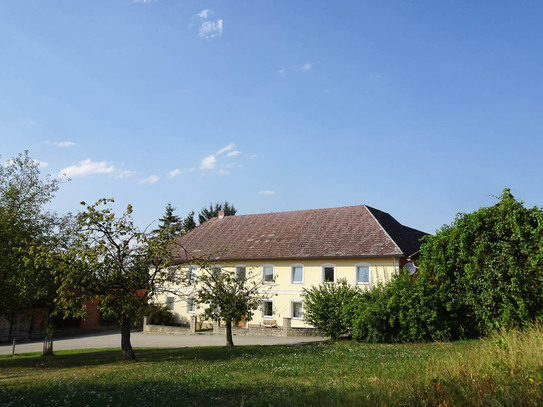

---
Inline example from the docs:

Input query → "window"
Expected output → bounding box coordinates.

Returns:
[236,266,246,280]
[211,265,222,279]
[167,266,178,281]
[356,264,370,285]
[291,301,303,319]
[262,300,273,318]
[322,264,335,283]
[291,264,304,284]
[165,295,175,311]
[187,297,197,314]
[262,265,274,283]
[188,265,198,283]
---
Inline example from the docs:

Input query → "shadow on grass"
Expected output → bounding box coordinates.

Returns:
[0,341,330,370]
[0,375,382,407]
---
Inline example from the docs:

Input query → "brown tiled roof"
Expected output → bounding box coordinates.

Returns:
[173,205,428,262]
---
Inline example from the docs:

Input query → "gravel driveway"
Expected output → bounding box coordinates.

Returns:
[0,330,327,355]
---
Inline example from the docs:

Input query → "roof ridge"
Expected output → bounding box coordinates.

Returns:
[210,204,369,220]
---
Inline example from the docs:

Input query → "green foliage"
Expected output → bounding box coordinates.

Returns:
[182,210,197,232]
[302,279,360,339]
[48,199,174,359]
[418,188,543,334]
[0,151,60,318]
[138,304,175,326]
[156,203,184,240]
[348,270,464,343]
[198,201,237,224]
[195,264,274,346]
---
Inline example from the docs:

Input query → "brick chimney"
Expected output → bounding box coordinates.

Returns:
[218,210,225,219]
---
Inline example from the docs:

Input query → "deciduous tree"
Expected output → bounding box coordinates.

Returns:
[52,199,174,360]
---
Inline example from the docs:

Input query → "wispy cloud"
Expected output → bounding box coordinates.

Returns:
[276,61,312,77]
[259,190,276,195]
[301,61,312,71]
[45,140,77,148]
[191,9,223,39]
[34,160,48,168]
[168,169,182,178]
[59,159,115,178]
[216,143,235,155]
[58,158,133,179]
[195,143,244,174]
[132,0,154,3]
[226,150,241,157]
[140,175,160,184]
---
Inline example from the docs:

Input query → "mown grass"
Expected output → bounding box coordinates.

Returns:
[1,326,543,406]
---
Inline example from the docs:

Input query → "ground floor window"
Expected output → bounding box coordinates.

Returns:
[291,301,303,319]
[262,300,273,318]
[165,295,175,311]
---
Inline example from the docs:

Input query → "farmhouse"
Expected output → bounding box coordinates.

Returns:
[160,205,427,330]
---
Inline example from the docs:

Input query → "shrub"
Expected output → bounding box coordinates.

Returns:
[140,304,176,326]
[348,269,466,343]
[302,279,360,339]
[419,188,543,334]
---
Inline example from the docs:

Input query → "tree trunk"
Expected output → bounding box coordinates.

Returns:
[120,319,136,361]
[225,318,235,347]
[42,315,55,356]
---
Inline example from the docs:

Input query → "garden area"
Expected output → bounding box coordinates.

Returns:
[1,325,543,406]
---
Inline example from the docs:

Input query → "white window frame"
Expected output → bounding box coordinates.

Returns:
[262,299,274,318]
[322,263,336,283]
[188,265,198,283]
[355,262,371,285]
[262,264,274,284]
[291,300,303,320]
[186,297,197,314]
[165,295,175,312]
[235,265,247,280]
[291,263,304,284]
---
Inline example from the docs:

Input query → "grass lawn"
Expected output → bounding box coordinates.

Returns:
[1,327,543,406]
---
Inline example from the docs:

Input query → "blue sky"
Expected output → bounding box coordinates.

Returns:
[2,1,543,234]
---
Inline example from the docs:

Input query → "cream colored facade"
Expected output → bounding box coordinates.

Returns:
[157,256,400,329]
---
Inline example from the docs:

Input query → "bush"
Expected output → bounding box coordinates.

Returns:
[419,188,543,335]
[348,270,464,343]
[302,279,360,339]
[139,304,176,326]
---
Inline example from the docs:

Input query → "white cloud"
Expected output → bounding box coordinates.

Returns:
[301,61,312,71]
[200,155,216,170]
[216,143,235,155]
[133,0,154,3]
[200,19,223,39]
[197,9,213,19]
[218,169,229,176]
[191,9,223,39]
[140,175,160,184]
[226,150,241,157]
[45,140,77,147]
[34,160,48,168]
[168,168,181,178]
[259,190,276,195]
[276,68,287,77]
[59,159,115,178]
[115,170,134,179]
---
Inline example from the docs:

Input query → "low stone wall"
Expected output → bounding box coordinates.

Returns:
[143,317,320,337]
[143,324,192,335]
